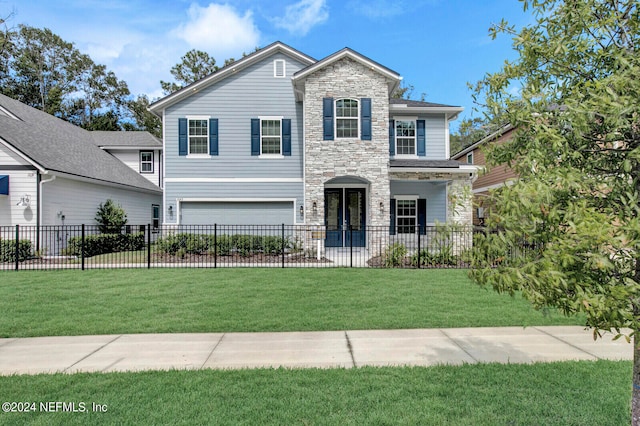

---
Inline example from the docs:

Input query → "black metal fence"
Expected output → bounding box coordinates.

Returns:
[0,224,487,270]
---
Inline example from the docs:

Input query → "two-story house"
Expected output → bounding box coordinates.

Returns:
[149,42,477,255]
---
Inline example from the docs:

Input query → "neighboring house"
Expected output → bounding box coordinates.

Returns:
[451,124,516,225]
[0,93,163,241]
[91,131,163,189]
[149,41,478,254]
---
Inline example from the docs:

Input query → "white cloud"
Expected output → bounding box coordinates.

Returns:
[346,0,438,19]
[272,0,328,36]
[172,3,260,53]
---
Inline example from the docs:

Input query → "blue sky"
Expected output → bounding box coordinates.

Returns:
[8,0,531,129]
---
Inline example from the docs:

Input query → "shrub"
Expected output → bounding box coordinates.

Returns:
[65,233,144,257]
[0,239,33,262]
[155,233,290,256]
[382,243,407,268]
[95,199,128,234]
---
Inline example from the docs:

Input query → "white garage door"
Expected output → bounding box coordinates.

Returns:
[181,202,294,225]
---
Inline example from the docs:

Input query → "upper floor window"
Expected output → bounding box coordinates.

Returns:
[395,120,416,155]
[140,151,154,173]
[261,119,282,155]
[335,99,359,138]
[188,119,208,155]
[466,152,473,164]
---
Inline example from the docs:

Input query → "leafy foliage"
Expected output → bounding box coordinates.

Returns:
[469,0,640,335]
[155,233,291,257]
[160,49,220,95]
[95,199,128,234]
[65,233,144,257]
[0,239,32,262]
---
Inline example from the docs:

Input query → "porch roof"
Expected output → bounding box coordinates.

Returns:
[389,159,480,175]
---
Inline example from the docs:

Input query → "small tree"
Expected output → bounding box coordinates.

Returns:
[95,199,127,234]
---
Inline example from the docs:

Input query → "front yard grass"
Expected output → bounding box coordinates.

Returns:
[0,269,584,337]
[0,361,630,425]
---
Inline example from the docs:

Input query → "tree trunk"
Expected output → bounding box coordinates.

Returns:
[634,333,640,425]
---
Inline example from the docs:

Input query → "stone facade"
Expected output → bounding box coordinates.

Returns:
[303,57,391,229]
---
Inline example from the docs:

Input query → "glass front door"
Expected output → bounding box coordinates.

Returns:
[324,188,366,247]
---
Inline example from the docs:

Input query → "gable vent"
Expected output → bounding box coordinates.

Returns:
[274,59,286,78]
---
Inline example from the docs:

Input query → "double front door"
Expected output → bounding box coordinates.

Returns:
[324,188,366,247]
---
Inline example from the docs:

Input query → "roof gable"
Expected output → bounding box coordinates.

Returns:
[149,41,316,115]
[292,47,402,97]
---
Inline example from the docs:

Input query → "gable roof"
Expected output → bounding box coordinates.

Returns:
[148,41,316,115]
[0,94,161,193]
[292,47,402,98]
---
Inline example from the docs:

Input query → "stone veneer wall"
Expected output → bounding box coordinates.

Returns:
[303,57,391,256]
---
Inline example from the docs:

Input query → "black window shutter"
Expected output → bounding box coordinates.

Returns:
[209,118,218,156]
[417,119,426,157]
[389,119,395,156]
[323,97,334,141]
[282,118,291,156]
[251,118,260,156]
[418,198,427,235]
[389,198,396,235]
[178,118,187,156]
[361,98,371,140]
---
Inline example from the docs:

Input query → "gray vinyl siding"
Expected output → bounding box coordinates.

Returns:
[181,201,293,225]
[391,113,447,160]
[390,180,447,224]
[164,52,306,179]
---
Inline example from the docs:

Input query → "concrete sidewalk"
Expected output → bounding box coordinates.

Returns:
[0,326,632,376]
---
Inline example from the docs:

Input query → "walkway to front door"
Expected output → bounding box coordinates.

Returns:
[324,188,366,247]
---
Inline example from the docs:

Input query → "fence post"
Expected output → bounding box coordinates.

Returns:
[14,224,19,271]
[147,224,151,269]
[214,224,217,269]
[281,224,285,268]
[349,225,353,268]
[417,226,421,269]
[81,224,85,271]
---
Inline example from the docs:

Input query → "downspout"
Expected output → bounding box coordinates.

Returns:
[37,172,55,253]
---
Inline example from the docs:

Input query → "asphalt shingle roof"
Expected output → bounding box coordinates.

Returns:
[389,98,460,108]
[91,131,161,148]
[0,94,161,193]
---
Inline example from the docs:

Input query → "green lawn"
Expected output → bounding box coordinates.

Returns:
[0,361,629,425]
[0,269,584,338]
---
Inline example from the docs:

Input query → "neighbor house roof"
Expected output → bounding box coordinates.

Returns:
[91,131,162,150]
[0,93,161,193]
[148,41,317,115]
[450,123,514,160]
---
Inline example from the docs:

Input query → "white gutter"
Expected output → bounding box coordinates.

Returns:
[38,172,56,227]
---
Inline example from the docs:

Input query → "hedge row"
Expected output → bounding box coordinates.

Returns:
[0,239,33,262]
[65,233,145,257]
[156,233,291,256]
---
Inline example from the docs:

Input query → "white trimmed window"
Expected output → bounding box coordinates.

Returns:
[467,152,473,164]
[188,119,208,155]
[396,197,417,234]
[395,120,416,155]
[274,59,286,77]
[140,151,153,173]
[335,98,359,138]
[261,118,282,155]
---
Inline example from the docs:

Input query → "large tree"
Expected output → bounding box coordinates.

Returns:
[160,49,219,95]
[468,0,639,421]
[123,94,162,138]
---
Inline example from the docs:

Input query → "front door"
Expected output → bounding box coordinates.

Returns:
[324,188,366,247]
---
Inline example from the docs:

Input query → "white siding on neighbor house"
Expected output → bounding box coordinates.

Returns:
[0,142,38,226]
[0,169,38,226]
[107,149,162,187]
[41,176,162,226]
